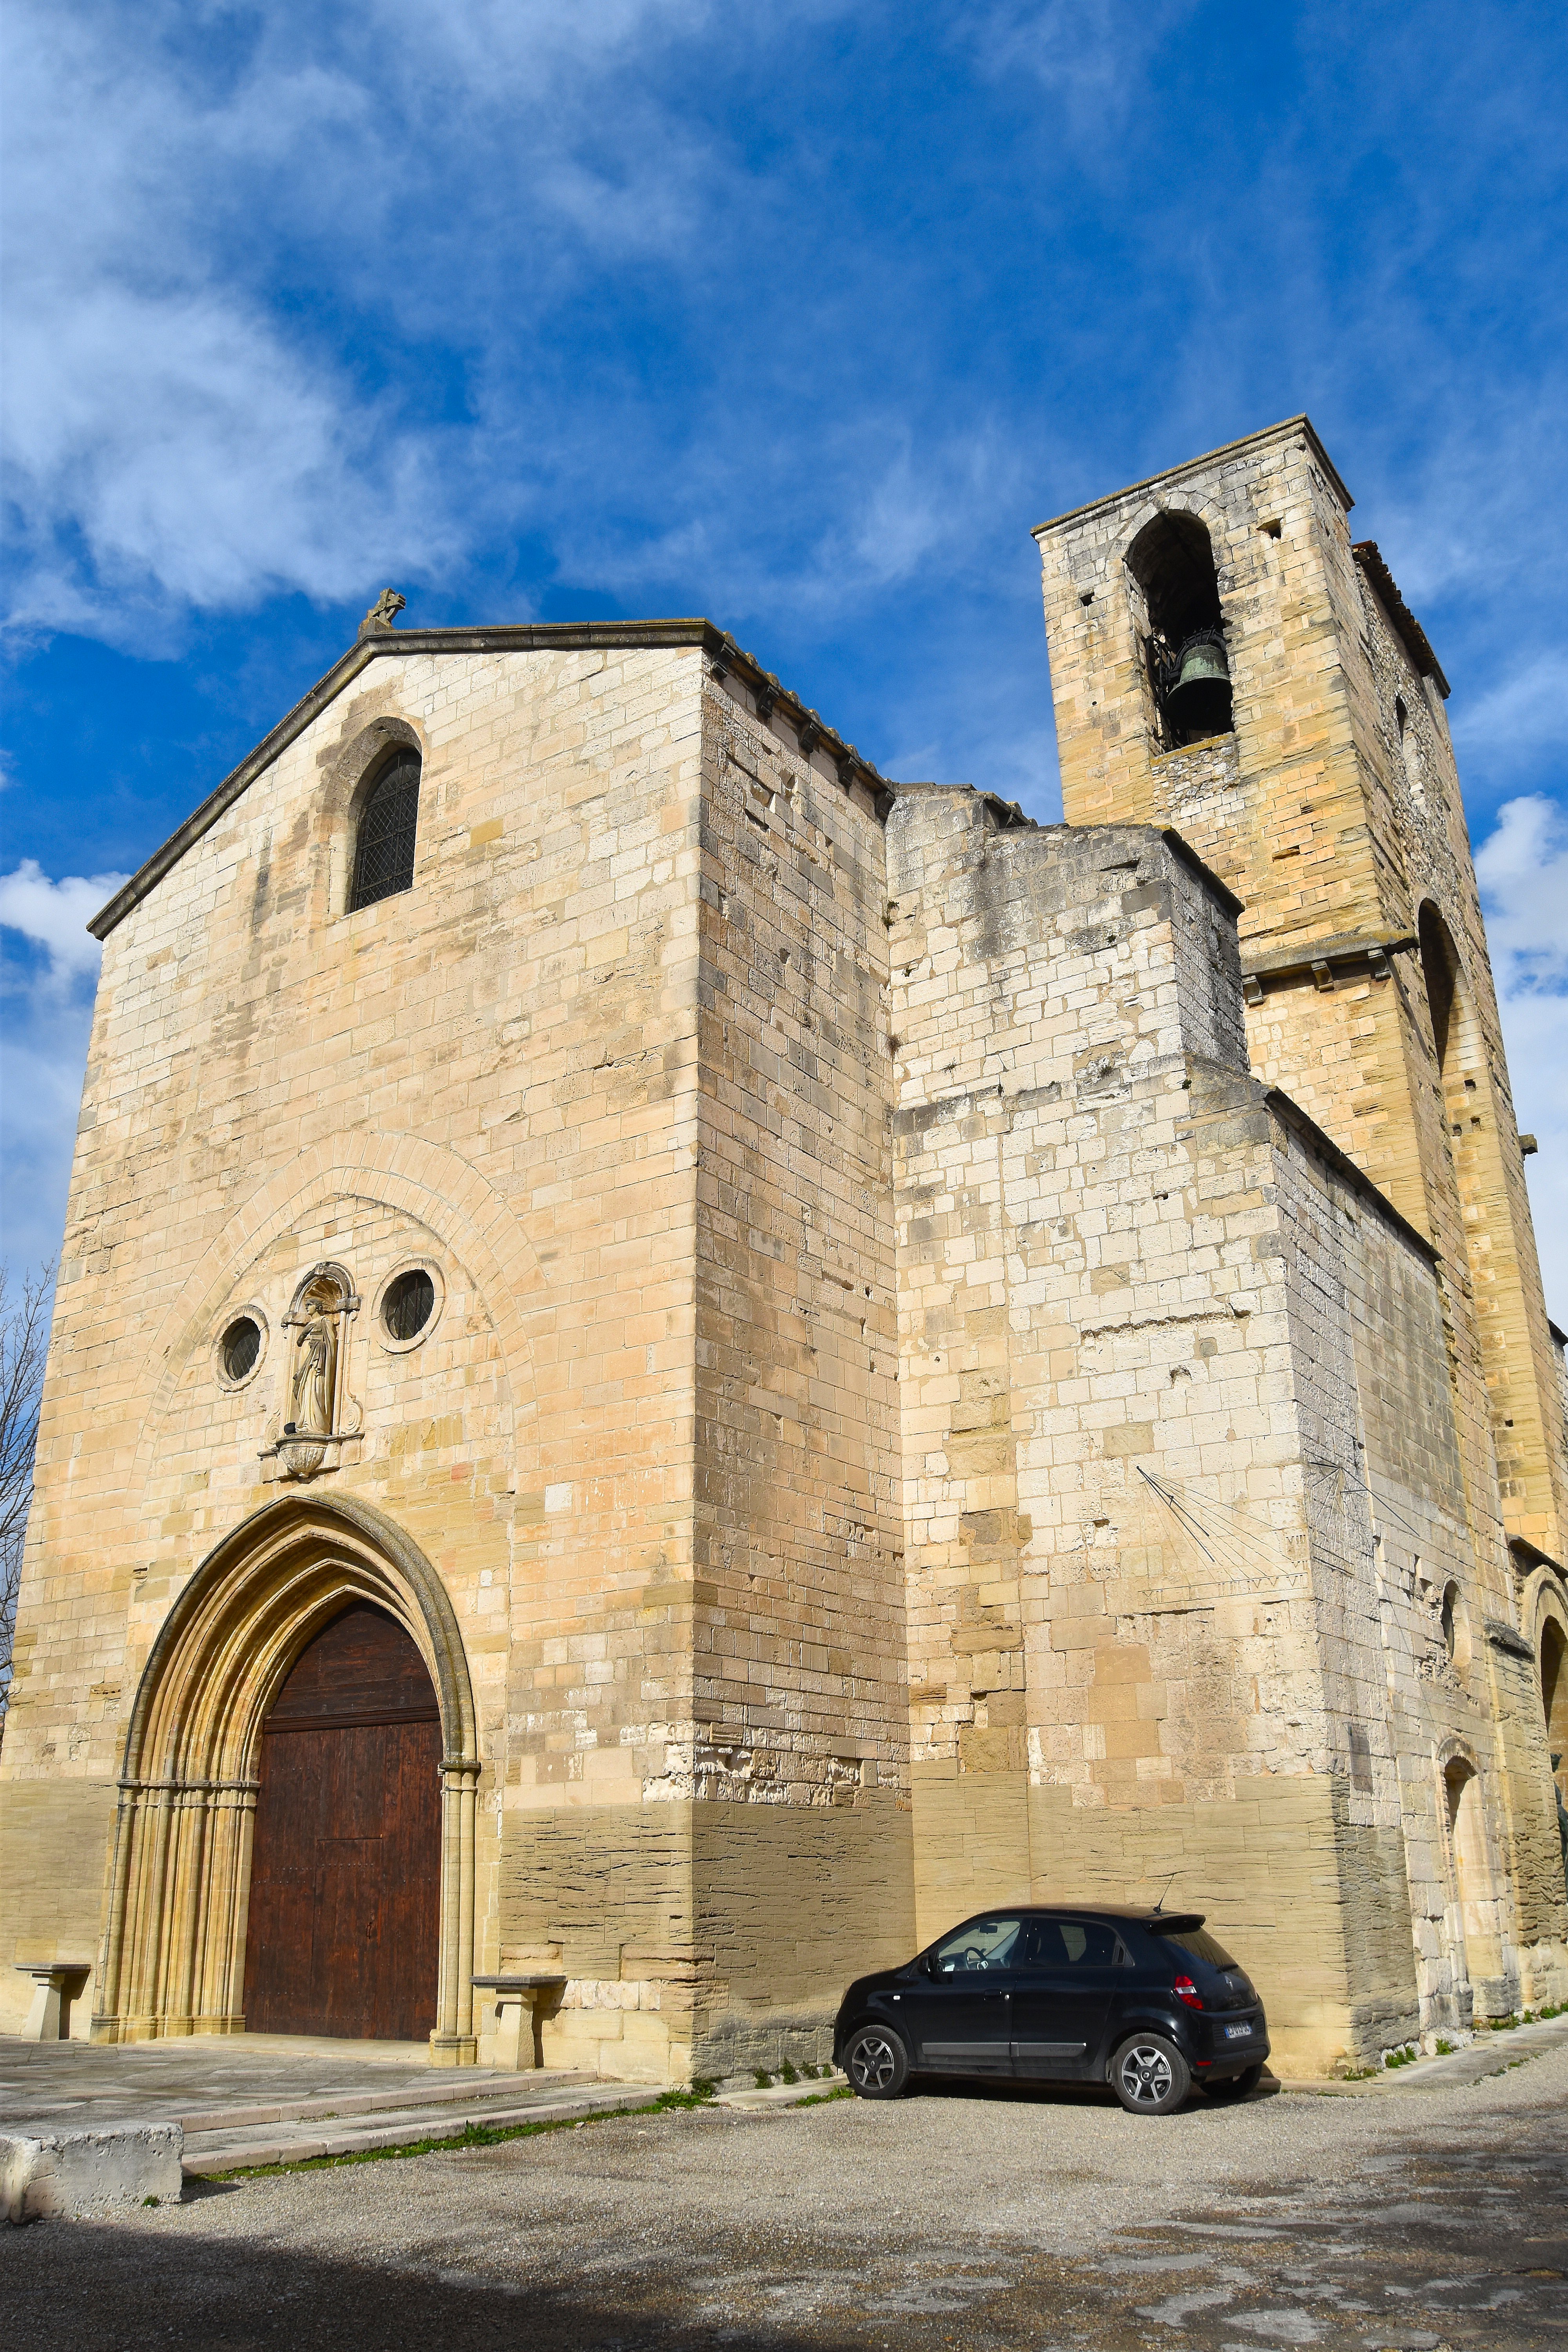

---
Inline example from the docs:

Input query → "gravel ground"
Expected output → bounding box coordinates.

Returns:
[4,2047,1565,2350]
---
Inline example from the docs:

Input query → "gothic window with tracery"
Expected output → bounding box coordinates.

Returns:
[349,750,421,911]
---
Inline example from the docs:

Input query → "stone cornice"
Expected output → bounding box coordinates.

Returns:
[1241,931,1418,1000]
[1032,414,1354,540]
[88,620,891,942]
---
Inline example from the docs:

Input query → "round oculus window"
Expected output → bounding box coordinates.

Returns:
[221,1316,262,1383]
[383,1268,436,1343]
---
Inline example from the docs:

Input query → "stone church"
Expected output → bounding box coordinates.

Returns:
[4,416,1566,2082]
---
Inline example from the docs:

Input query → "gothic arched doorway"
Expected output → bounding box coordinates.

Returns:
[244,1602,441,2040]
[94,1493,480,2062]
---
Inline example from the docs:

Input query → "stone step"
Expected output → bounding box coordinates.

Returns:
[181,2080,649,2176]
[713,2074,846,2111]
[175,2066,596,2137]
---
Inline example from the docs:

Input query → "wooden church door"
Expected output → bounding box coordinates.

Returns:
[243,1601,441,2041]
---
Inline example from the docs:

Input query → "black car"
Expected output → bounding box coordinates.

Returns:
[833,1905,1269,2114]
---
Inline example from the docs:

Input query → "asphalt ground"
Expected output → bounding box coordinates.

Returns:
[3,2044,1564,2351]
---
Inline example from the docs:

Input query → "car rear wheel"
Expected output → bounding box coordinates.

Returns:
[1205,2063,1263,2101]
[844,2024,910,2099]
[1109,2033,1190,2115]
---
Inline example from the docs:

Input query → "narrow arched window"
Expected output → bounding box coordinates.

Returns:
[349,750,421,911]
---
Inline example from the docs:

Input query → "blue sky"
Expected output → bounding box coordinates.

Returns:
[4,0,1567,1305]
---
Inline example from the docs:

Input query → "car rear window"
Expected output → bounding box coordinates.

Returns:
[1152,1926,1238,1969]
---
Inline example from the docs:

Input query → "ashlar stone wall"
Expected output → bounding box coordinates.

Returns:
[887,785,1567,2068]
[1034,416,1568,2036]
[0,631,913,2078]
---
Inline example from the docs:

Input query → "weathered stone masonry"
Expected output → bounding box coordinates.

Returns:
[2,419,1565,2079]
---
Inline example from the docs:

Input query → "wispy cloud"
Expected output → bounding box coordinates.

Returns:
[0,863,123,981]
[1451,653,1568,767]
[958,0,1194,114]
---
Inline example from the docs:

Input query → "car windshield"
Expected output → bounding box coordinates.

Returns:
[932,1916,1022,1972]
[1153,1925,1238,1970]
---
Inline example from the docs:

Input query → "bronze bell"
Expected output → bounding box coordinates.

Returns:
[1164,629,1232,737]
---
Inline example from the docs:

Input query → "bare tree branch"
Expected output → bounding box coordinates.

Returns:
[0,1259,55,1722]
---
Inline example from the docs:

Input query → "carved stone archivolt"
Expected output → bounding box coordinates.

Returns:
[261,1263,363,1483]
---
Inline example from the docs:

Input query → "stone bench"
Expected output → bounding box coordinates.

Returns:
[13,1963,92,2042]
[472,1973,567,2069]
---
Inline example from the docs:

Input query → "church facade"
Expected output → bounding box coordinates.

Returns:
[4,415,1566,2080]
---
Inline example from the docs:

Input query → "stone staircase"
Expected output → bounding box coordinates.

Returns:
[177,2068,652,2175]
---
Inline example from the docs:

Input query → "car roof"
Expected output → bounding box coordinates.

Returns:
[952,1904,1209,1932]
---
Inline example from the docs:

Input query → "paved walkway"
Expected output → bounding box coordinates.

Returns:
[5,2040,1565,2350]
[1275,2010,1568,2092]
[0,2034,650,2173]
[6,2013,1564,2175]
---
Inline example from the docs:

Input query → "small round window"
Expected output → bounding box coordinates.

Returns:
[221,1316,262,1383]
[383,1269,436,1343]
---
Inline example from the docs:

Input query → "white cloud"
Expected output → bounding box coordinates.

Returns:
[0,0,744,639]
[0,862,125,980]
[1474,794,1568,1319]
[1475,794,1568,993]
[0,862,126,1276]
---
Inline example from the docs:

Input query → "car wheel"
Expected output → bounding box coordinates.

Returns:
[1205,2063,1263,2101]
[843,2024,910,2100]
[1109,2033,1191,2115]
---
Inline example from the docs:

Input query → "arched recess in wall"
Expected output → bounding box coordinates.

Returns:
[1416,899,1534,1520]
[1438,1740,1506,2006]
[1539,1583,1568,1855]
[1417,902,1468,1087]
[1124,510,1232,750]
[122,1135,543,1508]
[93,1493,481,2063]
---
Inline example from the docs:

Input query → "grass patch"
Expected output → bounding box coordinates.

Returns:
[1484,2002,1566,2032]
[209,2086,722,2182]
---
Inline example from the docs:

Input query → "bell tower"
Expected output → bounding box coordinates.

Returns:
[1034,415,1567,1574]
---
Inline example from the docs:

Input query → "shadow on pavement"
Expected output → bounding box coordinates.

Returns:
[904,2071,1278,2109]
[2,2213,864,2352]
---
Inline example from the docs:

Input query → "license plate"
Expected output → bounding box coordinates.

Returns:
[1224,2024,1253,2040]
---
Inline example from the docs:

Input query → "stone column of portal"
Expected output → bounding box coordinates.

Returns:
[431,1757,480,2064]
[91,1780,143,2041]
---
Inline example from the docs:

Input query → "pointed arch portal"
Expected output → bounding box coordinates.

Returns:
[93,1495,480,2062]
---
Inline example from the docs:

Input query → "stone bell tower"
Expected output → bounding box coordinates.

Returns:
[1034,417,1568,1580]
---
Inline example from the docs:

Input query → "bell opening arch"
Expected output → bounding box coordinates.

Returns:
[93,1493,481,2064]
[1124,508,1231,749]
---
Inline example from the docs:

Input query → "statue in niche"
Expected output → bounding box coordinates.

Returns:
[285,1272,344,1436]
